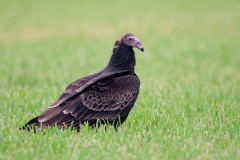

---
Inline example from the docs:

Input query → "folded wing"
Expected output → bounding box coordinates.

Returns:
[31,73,140,131]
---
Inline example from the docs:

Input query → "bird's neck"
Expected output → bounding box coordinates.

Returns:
[104,41,136,72]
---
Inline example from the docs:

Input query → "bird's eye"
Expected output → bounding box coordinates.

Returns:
[128,38,132,41]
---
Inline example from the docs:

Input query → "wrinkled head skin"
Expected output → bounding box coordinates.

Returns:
[121,33,144,52]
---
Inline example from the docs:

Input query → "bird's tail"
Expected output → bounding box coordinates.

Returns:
[20,116,40,132]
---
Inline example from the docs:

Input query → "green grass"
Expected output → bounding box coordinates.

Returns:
[0,0,239,159]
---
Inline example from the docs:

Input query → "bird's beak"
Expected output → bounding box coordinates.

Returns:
[136,42,144,52]
[138,46,144,52]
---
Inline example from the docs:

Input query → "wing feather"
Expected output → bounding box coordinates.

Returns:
[49,70,133,108]
[36,73,140,130]
[58,72,102,100]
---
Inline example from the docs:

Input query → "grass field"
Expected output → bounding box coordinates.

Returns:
[0,0,239,159]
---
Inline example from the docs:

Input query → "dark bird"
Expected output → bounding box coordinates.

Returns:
[22,33,144,132]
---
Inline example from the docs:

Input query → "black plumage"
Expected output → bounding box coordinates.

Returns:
[22,33,144,131]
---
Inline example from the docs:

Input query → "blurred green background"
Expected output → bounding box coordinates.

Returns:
[0,0,239,159]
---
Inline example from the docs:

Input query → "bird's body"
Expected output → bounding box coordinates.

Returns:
[22,33,144,131]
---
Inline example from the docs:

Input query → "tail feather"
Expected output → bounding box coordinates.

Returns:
[20,116,40,132]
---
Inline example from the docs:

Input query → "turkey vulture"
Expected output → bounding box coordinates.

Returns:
[21,33,144,132]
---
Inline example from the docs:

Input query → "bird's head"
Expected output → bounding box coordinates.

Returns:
[120,33,144,52]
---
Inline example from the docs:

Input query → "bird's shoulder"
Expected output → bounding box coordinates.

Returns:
[90,73,140,91]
